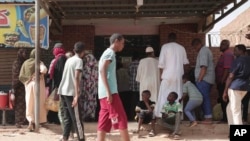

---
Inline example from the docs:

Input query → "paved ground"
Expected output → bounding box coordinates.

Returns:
[0,121,229,141]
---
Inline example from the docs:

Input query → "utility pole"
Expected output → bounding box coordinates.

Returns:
[35,0,41,132]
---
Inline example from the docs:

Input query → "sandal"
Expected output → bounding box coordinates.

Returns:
[59,137,68,141]
[200,118,213,124]
[189,121,198,127]
[59,139,68,141]
[27,124,34,132]
[200,120,213,124]
[148,130,155,137]
[173,134,180,140]
[15,123,22,128]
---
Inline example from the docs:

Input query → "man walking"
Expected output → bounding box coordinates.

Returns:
[58,41,85,141]
[215,40,234,123]
[155,33,189,117]
[192,38,215,124]
[223,44,250,125]
[97,33,130,141]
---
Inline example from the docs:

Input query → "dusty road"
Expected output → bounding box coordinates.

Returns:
[0,121,229,141]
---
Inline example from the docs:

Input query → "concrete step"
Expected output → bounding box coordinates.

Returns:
[139,121,229,135]
[0,121,230,141]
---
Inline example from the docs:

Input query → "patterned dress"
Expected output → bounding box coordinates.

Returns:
[79,54,98,121]
[12,49,27,125]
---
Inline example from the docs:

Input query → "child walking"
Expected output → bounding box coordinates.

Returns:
[179,74,203,127]
[135,90,156,137]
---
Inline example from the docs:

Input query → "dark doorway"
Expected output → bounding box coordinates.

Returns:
[94,35,160,60]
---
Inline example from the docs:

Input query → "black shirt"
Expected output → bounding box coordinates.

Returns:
[136,100,155,111]
[53,55,67,89]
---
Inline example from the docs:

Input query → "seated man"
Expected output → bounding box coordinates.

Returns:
[159,91,182,140]
[135,90,156,137]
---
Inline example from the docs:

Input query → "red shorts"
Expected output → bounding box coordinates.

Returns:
[97,94,128,132]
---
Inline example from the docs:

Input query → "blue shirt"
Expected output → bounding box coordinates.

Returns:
[98,48,118,99]
[229,56,250,91]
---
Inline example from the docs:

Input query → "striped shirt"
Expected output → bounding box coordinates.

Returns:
[161,102,182,114]
[128,60,140,92]
[183,81,203,101]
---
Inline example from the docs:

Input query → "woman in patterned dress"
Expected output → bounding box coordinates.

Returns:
[12,49,28,128]
[79,54,98,121]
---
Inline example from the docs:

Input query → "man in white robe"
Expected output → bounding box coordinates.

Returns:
[155,33,189,117]
[136,47,160,103]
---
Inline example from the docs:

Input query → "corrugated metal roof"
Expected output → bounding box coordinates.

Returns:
[0,0,34,3]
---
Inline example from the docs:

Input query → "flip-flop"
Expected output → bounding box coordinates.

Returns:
[200,120,213,124]
[148,130,155,137]
[173,135,180,140]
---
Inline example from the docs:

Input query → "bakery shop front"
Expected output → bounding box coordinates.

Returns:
[0,5,49,49]
[0,0,247,93]
[0,2,50,92]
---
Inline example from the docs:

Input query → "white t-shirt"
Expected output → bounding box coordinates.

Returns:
[58,54,83,96]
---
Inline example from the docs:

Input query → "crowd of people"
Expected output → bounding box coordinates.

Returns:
[117,33,250,140]
[11,42,98,141]
[9,32,250,141]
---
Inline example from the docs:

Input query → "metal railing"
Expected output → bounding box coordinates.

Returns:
[207,31,250,47]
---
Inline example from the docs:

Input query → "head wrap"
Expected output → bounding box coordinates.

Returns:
[12,49,28,88]
[19,49,36,84]
[50,48,66,79]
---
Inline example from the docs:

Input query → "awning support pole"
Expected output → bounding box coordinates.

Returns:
[35,0,41,132]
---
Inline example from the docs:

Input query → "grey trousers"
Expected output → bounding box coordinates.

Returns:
[158,112,181,134]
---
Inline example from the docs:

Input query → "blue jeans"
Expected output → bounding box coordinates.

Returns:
[184,99,203,122]
[196,80,212,118]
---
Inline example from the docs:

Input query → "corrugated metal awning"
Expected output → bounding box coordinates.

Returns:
[1,0,247,33]
[45,0,247,33]
[0,0,34,3]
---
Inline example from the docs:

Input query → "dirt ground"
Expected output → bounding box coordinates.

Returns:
[0,121,229,141]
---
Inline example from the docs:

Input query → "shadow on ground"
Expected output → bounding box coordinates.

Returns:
[0,121,229,141]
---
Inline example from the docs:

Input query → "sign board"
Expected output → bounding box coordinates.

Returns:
[0,5,49,49]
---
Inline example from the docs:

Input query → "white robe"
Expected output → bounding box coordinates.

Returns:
[155,42,189,117]
[25,62,48,123]
[136,57,160,102]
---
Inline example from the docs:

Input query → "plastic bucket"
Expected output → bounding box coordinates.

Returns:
[0,91,9,108]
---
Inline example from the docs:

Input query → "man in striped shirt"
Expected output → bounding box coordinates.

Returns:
[128,52,140,120]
